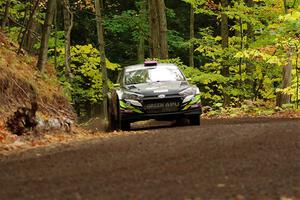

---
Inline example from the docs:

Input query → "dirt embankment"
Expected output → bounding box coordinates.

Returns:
[0,31,75,121]
[0,30,76,150]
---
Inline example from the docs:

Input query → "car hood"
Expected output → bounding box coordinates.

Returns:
[124,81,189,97]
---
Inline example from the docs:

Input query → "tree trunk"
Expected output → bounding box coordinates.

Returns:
[24,21,39,53]
[95,0,108,122]
[276,0,293,106]
[156,0,168,59]
[220,0,230,107]
[63,0,73,79]
[37,0,56,72]
[277,49,293,106]
[137,0,146,63]
[189,4,195,67]
[1,0,11,29]
[149,0,160,58]
[245,0,254,40]
[18,0,40,54]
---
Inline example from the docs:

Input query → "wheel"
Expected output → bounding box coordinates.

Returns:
[189,115,200,126]
[109,91,130,131]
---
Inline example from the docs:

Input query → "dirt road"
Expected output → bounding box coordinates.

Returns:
[0,118,300,200]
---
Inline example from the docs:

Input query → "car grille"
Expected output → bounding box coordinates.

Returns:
[142,98,181,114]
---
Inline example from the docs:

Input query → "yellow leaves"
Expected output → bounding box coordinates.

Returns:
[234,47,282,66]
[276,87,294,95]
[279,11,300,22]
[74,0,95,12]
[214,36,222,41]
[268,23,281,29]
[266,56,281,65]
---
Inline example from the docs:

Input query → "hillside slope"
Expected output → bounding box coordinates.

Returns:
[0,31,75,126]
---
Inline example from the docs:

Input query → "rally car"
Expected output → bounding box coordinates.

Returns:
[107,61,202,131]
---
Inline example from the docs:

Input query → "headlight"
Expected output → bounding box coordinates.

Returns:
[182,95,195,104]
[179,87,199,97]
[122,91,144,100]
[125,99,143,107]
[180,87,200,104]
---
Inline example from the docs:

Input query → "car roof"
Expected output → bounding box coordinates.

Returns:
[124,63,179,72]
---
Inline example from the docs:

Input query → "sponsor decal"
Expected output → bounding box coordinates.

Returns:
[154,89,169,93]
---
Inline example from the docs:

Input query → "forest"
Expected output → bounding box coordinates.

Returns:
[1,0,300,119]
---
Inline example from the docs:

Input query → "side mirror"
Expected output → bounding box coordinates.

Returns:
[113,83,120,88]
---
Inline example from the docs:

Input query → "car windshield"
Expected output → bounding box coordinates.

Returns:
[124,67,185,85]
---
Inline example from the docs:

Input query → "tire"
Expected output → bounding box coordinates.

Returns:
[189,115,200,126]
[107,97,117,132]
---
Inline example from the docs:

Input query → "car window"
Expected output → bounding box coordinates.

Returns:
[124,67,185,85]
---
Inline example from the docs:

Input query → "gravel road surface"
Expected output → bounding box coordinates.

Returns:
[0,118,299,200]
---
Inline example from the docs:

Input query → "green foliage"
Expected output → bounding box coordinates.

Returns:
[34,31,65,51]
[104,10,148,42]
[54,45,119,104]
[3,0,300,115]
[188,0,300,107]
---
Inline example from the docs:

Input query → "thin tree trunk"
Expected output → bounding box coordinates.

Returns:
[24,0,40,53]
[18,0,40,54]
[63,0,73,79]
[245,0,255,99]
[1,0,11,29]
[189,4,195,67]
[147,0,152,58]
[149,0,160,58]
[137,33,145,63]
[296,46,299,108]
[283,0,288,13]
[238,17,244,103]
[17,4,29,42]
[137,0,146,63]
[36,0,56,72]
[54,6,57,68]
[156,0,168,59]
[95,0,108,121]
[220,0,230,107]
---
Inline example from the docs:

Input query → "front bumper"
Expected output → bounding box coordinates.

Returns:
[121,107,202,122]
[119,94,202,122]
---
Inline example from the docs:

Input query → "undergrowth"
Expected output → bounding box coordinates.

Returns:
[203,100,300,119]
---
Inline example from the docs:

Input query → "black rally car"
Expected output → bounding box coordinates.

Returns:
[107,61,202,130]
